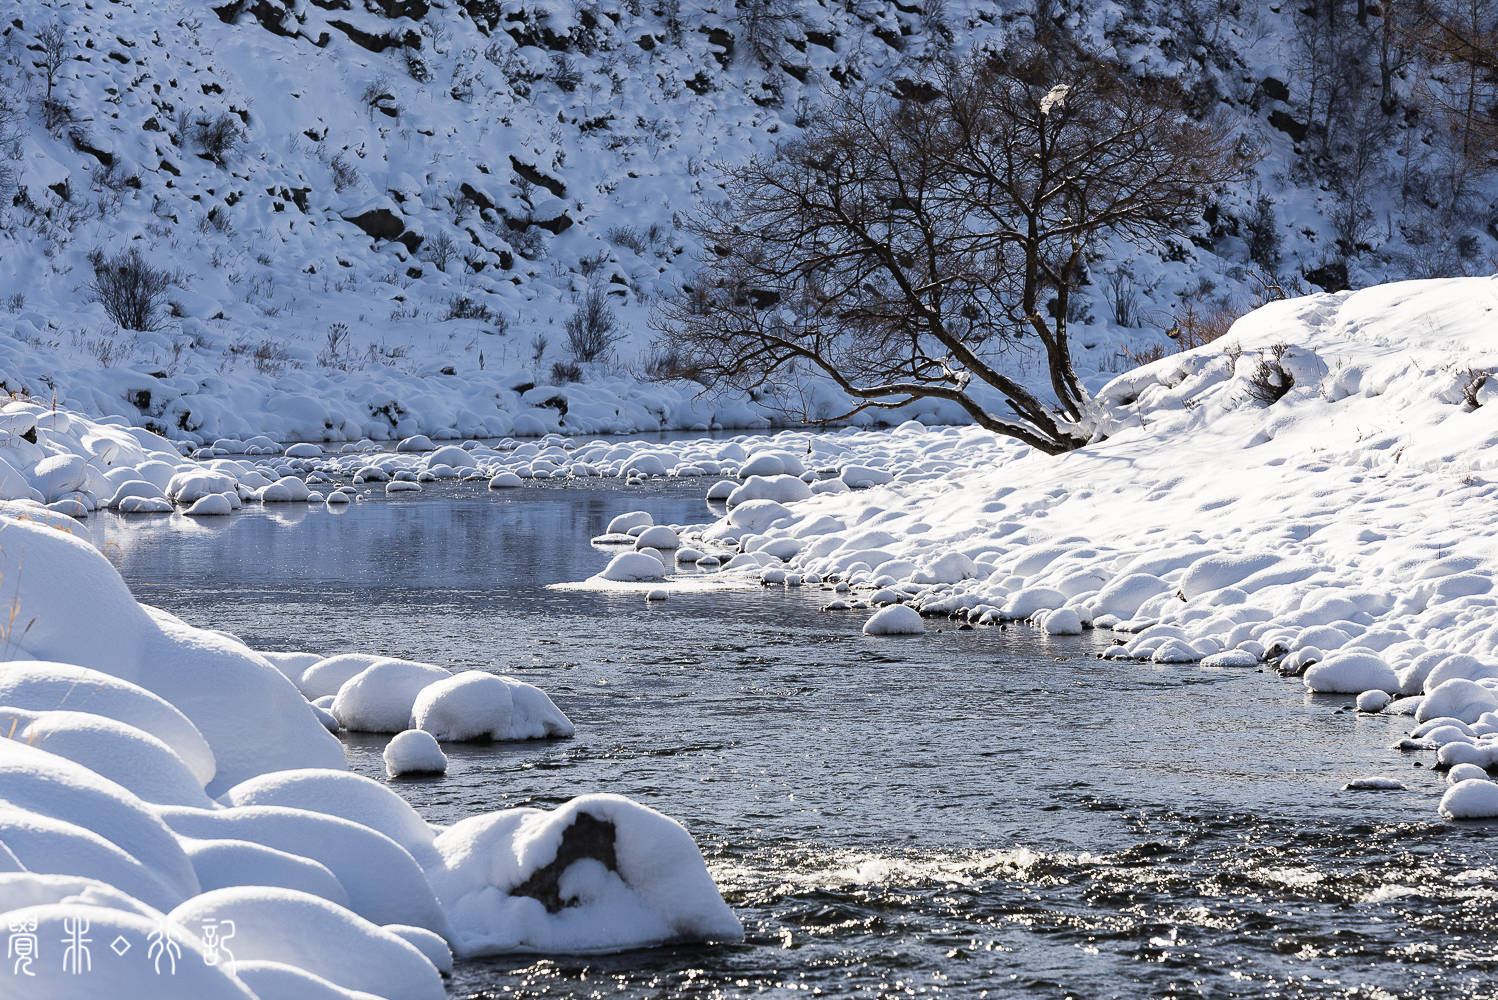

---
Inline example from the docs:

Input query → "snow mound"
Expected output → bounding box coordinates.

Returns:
[597,551,668,583]
[1302,651,1399,695]
[331,658,452,733]
[385,730,448,778]
[171,888,444,1000]
[220,770,437,867]
[1439,779,1498,820]
[863,605,924,636]
[430,794,743,956]
[412,672,573,742]
[0,661,215,786]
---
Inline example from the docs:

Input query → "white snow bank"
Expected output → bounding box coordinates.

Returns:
[0,661,215,786]
[158,804,449,936]
[330,658,451,733]
[1303,651,1398,695]
[0,739,199,912]
[597,551,669,583]
[220,770,438,867]
[171,887,444,1000]
[656,277,1498,825]
[0,519,343,793]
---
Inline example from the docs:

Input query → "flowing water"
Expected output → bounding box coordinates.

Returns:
[82,476,1498,999]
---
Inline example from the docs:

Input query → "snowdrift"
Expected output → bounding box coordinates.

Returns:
[0,515,742,998]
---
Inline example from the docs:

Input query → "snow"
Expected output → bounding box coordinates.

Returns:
[219,771,438,867]
[1302,652,1399,695]
[429,794,743,955]
[863,605,925,636]
[185,837,351,906]
[1416,680,1498,725]
[385,731,449,779]
[538,276,1498,826]
[411,672,573,742]
[171,888,445,1000]
[597,551,669,583]
[0,739,199,912]
[0,506,735,996]
[0,661,215,786]
[635,524,681,550]
[607,510,654,534]
[330,659,452,733]
[1439,779,1498,820]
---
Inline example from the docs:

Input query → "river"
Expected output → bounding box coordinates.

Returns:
[80,474,1498,999]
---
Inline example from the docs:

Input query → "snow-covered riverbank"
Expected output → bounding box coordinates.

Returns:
[584,277,1498,822]
[0,510,741,999]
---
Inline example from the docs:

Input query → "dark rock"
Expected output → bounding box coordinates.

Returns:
[511,813,618,913]
[508,156,565,198]
[1267,108,1307,142]
[343,207,405,241]
[328,19,418,52]
[1303,260,1349,292]
[1260,76,1289,102]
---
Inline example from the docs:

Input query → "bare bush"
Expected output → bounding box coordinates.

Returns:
[1104,268,1141,327]
[1245,343,1294,405]
[329,153,361,192]
[551,360,583,383]
[565,287,622,362]
[606,225,649,254]
[317,322,356,370]
[445,295,493,322]
[1167,297,1236,350]
[87,247,175,331]
[196,112,243,166]
[427,232,459,272]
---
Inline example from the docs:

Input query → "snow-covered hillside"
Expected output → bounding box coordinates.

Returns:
[1,0,1492,440]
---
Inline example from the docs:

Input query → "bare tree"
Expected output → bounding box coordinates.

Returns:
[655,42,1251,454]
[1404,0,1498,204]
[0,85,21,199]
[34,21,69,129]
[736,0,795,67]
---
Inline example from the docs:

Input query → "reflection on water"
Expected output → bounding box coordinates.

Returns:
[82,479,1498,999]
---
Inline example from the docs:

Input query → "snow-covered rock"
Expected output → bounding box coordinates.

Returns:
[863,605,924,636]
[385,730,449,778]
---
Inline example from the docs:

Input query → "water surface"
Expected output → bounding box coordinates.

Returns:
[83,479,1498,999]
